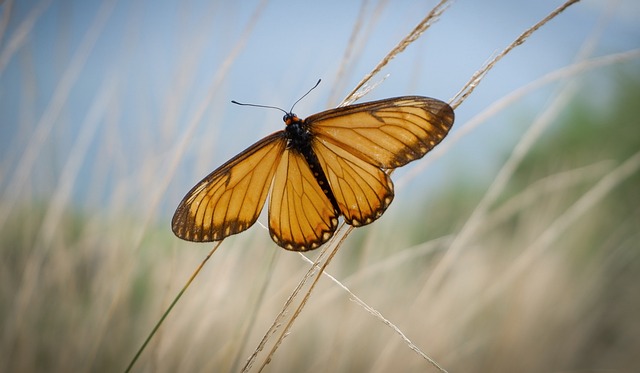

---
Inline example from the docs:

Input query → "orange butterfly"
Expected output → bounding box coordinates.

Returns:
[172,90,454,251]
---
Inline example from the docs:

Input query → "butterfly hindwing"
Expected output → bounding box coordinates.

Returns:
[312,138,394,226]
[308,96,454,168]
[172,132,287,242]
[268,148,339,251]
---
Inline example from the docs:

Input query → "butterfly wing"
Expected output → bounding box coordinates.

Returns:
[309,96,454,168]
[308,96,454,225]
[172,132,287,242]
[268,148,339,251]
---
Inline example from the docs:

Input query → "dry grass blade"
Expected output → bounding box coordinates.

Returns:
[342,0,452,104]
[1,1,118,355]
[327,0,369,106]
[0,0,116,229]
[421,70,582,306]
[0,0,51,75]
[450,0,582,109]
[297,247,449,372]
[228,250,279,372]
[132,0,270,251]
[482,161,615,231]
[241,225,351,372]
[125,242,222,372]
[397,48,640,190]
[0,0,15,45]
[124,2,270,371]
[460,149,640,327]
[416,0,613,307]
[318,235,453,302]
[240,242,335,372]
[256,234,348,373]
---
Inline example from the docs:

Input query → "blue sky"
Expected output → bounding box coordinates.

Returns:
[1,0,638,216]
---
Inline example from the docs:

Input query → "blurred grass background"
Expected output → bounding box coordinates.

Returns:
[1,0,639,372]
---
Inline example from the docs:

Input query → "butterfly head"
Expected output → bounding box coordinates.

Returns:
[283,112,301,126]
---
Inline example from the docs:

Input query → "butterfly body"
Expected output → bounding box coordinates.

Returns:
[172,96,454,251]
[283,113,341,214]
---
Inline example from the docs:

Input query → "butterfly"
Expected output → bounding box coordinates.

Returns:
[172,89,454,251]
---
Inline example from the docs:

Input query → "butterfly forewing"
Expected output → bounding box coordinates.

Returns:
[172,133,287,242]
[308,96,454,169]
[269,149,339,251]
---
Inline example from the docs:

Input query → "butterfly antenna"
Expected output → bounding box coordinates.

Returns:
[231,79,321,114]
[230,100,288,115]
[289,79,321,113]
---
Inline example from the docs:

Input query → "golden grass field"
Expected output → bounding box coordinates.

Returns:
[1,1,639,372]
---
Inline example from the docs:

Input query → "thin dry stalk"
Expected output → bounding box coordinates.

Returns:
[2,0,117,350]
[0,0,51,75]
[0,0,115,230]
[396,48,640,190]
[450,0,582,109]
[327,0,369,106]
[461,149,640,326]
[228,250,279,372]
[125,242,223,373]
[421,68,582,307]
[0,0,15,57]
[342,0,452,104]
[256,234,348,373]
[328,0,392,107]
[318,235,453,304]
[124,2,270,371]
[416,0,610,306]
[131,0,270,253]
[298,247,449,372]
[37,77,117,247]
[8,80,118,347]
[482,161,615,231]
[241,240,335,372]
